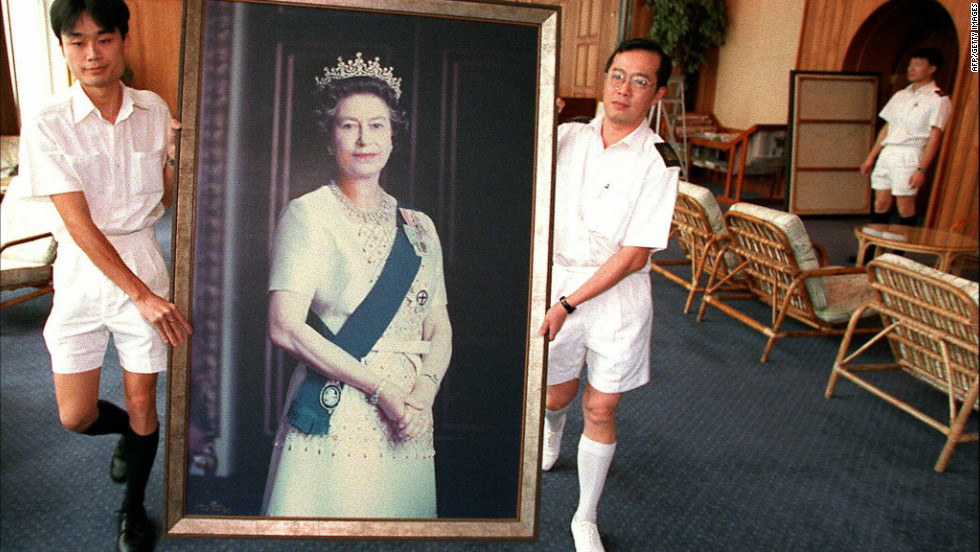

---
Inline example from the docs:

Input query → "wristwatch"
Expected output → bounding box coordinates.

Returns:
[559,296,576,314]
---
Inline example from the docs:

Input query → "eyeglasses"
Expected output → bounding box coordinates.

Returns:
[606,70,655,91]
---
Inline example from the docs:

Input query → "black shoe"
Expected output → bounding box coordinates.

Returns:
[111,436,127,483]
[116,509,155,552]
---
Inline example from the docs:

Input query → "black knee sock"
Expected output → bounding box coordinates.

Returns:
[81,400,129,436]
[899,215,918,227]
[871,211,889,224]
[122,426,159,514]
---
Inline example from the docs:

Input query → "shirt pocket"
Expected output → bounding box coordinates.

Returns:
[130,149,165,197]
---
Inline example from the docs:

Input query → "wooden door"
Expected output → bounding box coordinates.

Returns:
[524,0,621,98]
[787,72,877,215]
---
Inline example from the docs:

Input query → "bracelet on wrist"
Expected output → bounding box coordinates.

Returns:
[367,378,387,405]
[559,296,576,314]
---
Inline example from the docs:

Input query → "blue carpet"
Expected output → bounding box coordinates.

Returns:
[2,213,977,551]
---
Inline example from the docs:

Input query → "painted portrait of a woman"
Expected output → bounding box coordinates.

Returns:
[260,54,451,518]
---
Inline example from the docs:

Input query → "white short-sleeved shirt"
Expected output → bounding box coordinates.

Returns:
[879,81,952,148]
[20,82,169,244]
[269,186,447,336]
[553,117,679,271]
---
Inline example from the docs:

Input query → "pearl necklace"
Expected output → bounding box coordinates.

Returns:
[329,183,395,226]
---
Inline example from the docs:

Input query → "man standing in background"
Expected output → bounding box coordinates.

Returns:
[861,47,951,228]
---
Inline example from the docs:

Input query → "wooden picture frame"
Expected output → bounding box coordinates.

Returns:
[164,0,558,539]
[786,71,877,215]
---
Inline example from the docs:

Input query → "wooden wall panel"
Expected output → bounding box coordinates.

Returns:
[929,52,979,235]
[126,0,182,115]
[130,0,620,108]
[1,5,18,134]
[796,0,977,232]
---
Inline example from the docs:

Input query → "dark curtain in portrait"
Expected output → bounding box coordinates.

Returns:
[186,0,537,519]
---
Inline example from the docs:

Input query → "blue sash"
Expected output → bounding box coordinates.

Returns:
[285,207,422,435]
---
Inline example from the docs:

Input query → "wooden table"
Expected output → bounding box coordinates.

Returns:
[854,224,979,273]
[689,131,748,205]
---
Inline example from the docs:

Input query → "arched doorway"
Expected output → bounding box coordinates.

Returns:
[843,0,958,218]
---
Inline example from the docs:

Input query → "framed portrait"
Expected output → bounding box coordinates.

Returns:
[163,0,559,540]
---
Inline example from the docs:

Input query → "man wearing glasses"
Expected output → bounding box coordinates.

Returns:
[539,38,679,552]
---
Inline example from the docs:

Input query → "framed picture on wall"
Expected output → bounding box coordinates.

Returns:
[163,0,558,540]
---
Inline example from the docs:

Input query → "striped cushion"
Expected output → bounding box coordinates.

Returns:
[728,203,829,308]
[678,181,742,272]
[678,181,725,235]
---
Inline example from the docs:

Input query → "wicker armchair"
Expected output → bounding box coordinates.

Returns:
[697,203,877,361]
[651,181,746,313]
[825,254,978,472]
[1,176,58,309]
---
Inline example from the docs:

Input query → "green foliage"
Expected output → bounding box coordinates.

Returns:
[646,0,727,75]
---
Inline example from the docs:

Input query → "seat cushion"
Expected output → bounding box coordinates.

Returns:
[679,181,725,235]
[813,272,875,324]
[0,176,58,265]
[678,181,744,274]
[0,235,56,265]
[728,203,828,307]
[0,258,52,287]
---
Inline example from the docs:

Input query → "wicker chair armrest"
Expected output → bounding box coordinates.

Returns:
[811,241,829,267]
[1,232,54,253]
[798,265,866,279]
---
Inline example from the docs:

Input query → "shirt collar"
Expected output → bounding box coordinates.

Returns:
[906,81,939,96]
[69,81,137,124]
[589,114,652,149]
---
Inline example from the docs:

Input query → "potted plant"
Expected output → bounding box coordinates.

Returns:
[645,0,727,76]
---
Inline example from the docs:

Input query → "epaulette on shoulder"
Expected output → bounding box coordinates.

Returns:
[654,142,681,168]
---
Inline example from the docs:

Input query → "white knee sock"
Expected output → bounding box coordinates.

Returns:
[544,406,569,438]
[542,406,569,471]
[573,434,616,524]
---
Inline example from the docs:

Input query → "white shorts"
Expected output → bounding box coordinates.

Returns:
[546,267,652,394]
[44,228,169,375]
[871,145,922,197]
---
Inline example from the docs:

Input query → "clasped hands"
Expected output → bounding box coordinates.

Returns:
[376,376,439,441]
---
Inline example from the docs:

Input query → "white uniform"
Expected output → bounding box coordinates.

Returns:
[20,82,171,374]
[548,118,678,394]
[262,185,447,518]
[871,81,951,196]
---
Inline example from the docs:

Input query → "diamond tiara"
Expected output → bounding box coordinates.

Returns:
[315,52,402,99]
